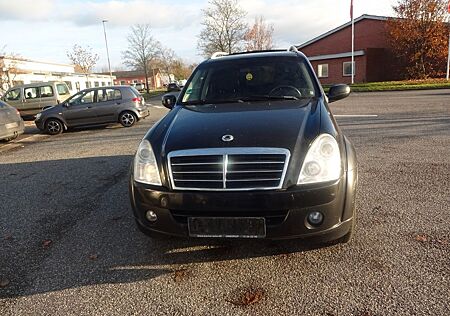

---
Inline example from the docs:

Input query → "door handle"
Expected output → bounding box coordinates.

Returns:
[115,102,121,105]
[86,106,92,109]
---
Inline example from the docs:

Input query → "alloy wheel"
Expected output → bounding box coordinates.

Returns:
[121,112,135,127]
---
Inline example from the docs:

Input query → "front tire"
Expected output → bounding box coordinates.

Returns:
[45,118,63,135]
[119,111,137,127]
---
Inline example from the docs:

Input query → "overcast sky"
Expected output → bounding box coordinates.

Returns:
[0,0,397,71]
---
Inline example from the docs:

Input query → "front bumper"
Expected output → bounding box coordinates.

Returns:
[129,173,355,241]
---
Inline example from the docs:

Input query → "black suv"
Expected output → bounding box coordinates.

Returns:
[129,47,357,243]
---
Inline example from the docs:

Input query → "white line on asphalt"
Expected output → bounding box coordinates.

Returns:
[153,105,164,109]
[335,114,378,118]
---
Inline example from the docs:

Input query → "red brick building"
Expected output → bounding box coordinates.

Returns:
[298,15,398,85]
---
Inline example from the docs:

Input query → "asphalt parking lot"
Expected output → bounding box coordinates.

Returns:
[0,90,449,315]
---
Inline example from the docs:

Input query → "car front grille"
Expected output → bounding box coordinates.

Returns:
[167,148,290,191]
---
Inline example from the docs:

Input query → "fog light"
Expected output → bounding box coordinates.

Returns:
[307,211,324,226]
[146,210,157,222]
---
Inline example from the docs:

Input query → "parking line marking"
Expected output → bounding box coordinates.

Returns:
[153,105,164,109]
[335,114,378,118]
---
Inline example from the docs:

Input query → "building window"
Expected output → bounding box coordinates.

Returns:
[120,81,125,85]
[101,82,106,86]
[343,62,355,77]
[86,81,91,88]
[317,64,329,78]
[94,81,100,87]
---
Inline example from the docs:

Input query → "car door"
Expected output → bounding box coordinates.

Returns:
[3,88,22,111]
[22,86,41,116]
[91,88,119,123]
[38,85,57,108]
[63,90,97,126]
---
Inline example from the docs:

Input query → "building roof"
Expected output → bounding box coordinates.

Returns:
[100,69,161,78]
[297,14,390,49]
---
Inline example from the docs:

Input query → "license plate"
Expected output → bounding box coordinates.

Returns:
[188,217,266,238]
[5,122,18,129]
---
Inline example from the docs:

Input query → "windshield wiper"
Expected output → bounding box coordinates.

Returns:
[242,95,302,101]
[182,99,245,105]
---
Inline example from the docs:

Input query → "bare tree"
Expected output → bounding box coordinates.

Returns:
[387,0,449,79]
[0,47,20,94]
[198,0,248,57]
[244,16,274,51]
[152,47,177,80]
[67,44,99,75]
[122,24,160,93]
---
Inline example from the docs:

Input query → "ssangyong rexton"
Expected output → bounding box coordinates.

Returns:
[129,47,357,243]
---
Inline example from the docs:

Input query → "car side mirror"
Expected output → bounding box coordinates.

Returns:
[162,94,177,109]
[327,84,351,103]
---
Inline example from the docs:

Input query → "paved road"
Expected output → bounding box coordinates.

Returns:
[0,90,449,315]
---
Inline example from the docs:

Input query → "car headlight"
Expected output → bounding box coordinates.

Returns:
[297,134,341,184]
[133,139,162,185]
[35,113,41,120]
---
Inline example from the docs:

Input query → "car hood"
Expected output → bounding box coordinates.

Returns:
[161,99,320,154]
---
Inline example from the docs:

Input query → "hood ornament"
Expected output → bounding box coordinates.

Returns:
[221,134,234,142]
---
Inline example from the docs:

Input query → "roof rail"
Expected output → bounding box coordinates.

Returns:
[211,52,229,59]
[288,46,299,53]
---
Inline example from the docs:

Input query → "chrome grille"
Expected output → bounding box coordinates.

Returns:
[168,148,290,191]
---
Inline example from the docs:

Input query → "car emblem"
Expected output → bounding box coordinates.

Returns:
[221,134,234,142]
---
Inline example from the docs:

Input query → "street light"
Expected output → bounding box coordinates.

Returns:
[102,20,113,85]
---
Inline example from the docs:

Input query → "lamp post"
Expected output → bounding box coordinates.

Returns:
[102,20,113,85]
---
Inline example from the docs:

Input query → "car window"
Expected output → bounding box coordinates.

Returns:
[113,89,122,100]
[24,87,39,99]
[68,90,95,106]
[129,86,141,97]
[40,86,54,98]
[56,84,70,96]
[97,89,107,102]
[181,57,318,104]
[5,89,21,101]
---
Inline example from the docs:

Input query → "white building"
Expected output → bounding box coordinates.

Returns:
[0,56,115,95]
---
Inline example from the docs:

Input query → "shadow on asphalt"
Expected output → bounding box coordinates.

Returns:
[0,154,338,299]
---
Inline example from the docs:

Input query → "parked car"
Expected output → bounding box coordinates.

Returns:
[130,47,358,244]
[132,83,146,92]
[167,82,181,92]
[2,82,71,118]
[35,86,149,135]
[0,100,24,142]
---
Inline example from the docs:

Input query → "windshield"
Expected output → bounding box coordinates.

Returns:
[181,57,318,105]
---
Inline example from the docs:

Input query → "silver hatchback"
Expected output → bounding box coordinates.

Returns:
[35,86,149,135]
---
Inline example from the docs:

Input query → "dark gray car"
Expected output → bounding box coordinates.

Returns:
[0,100,25,142]
[35,86,149,135]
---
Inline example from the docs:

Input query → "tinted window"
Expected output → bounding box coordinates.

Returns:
[5,89,21,101]
[24,87,39,99]
[181,57,318,104]
[40,86,54,98]
[57,84,70,95]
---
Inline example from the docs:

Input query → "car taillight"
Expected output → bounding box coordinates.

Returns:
[132,97,142,102]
